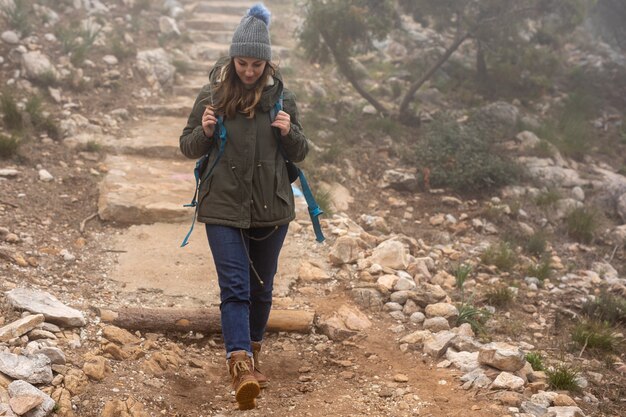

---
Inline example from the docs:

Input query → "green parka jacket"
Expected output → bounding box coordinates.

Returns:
[179,58,309,229]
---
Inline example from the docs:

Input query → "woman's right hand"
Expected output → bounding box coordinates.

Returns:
[202,106,217,138]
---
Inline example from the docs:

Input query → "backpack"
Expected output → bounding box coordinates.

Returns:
[180,93,325,247]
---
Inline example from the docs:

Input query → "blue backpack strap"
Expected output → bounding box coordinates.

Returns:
[181,117,227,247]
[272,93,325,243]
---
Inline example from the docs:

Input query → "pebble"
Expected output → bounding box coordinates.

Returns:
[393,374,409,383]
[38,169,54,182]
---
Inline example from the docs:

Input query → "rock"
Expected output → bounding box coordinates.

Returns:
[0,352,53,384]
[83,356,108,381]
[102,55,119,66]
[478,101,520,129]
[0,314,45,342]
[394,373,409,383]
[136,48,176,87]
[409,312,425,324]
[394,277,416,291]
[329,236,361,265]
[377,274,398,290]
[460,368,492,389]
[29,347,65,365]
[423,330,456,357]
[159,16,180,36]
[425,303,459,322]
[103,326,140,345]
[0,404,17,417]
[9,395,43,415]
[423,317,450,332]
[554,394,577,407]
[515,131,541,150]
[0,168,20,177]
[50,388,73,417]
[5,288,86,327]
[399,330,430,345]
[317,305,371,341]
[63,369,88,395]
[350,288,384,311]
[521,401,548,416]
[101,397,149,417]
[7,381,55,417]
[298,261,331,282]
[38,169,54,182]
[369,239,409,270]
[445,349,480,372]
[450,335,483,352]
[20,51,59,83]
[495,391,523,406]
[478,342,526,372]
[407,283,448,308]
[362,105,377,115]
[491,372,525,390]
[545,406,585,417]
[380,169,419,192]
[1,31,19,44]
[618,192,626,223]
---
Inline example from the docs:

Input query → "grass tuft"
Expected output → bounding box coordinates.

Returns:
[572,320,618,352]
[484,286,515,307]
[0,0,31,36]
[456,302,492,334]
[565,207,597,244]
[523,231,548,257]
[0,133,20,158]
[526,257,552,280]
[535,188,561,207]
[581,292,626,326]
[546,362,580,391]
[525,352,545,371]
[314,189,333,217]
[481,242,518,272]
[1,92,23,132]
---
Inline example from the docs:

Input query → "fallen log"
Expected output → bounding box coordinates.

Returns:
[96,307,315,334]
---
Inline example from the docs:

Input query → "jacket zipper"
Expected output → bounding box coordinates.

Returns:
[257,162,268,209]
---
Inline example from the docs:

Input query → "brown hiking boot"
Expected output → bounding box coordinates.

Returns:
[251,341,269,388]
[227,350,260,410]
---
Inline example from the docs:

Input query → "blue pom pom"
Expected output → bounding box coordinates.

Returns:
[247,3,271,26]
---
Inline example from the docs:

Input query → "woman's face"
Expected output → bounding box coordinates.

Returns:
[234,57,267,86]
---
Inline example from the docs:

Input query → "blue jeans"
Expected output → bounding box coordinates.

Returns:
[205,224,288,357]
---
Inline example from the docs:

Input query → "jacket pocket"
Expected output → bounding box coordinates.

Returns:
[251,160,291,222]
[198,158,244,221]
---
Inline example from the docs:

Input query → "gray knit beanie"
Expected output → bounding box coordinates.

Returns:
[229,3,272,61]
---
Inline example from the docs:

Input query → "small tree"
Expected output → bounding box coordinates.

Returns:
[299,0,592,122]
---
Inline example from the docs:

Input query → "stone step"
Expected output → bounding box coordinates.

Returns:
[188,41,290,61]
[136,96,193,117]
[173,73,210,97]
[106,116,187,159]
[98,155,196,224]
[186,29,233,44]
[189,1,252,15]
[106,221,302,302]
[184,13,241,31]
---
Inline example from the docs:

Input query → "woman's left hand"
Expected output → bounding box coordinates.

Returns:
[271,110,291,137]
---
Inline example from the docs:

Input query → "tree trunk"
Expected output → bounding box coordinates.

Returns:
[476,39,491,95]
[97,307,316,334]
[319,29,390,115]
[398,32,472,122]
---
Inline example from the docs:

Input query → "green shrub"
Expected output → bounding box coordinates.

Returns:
[84,140,102,152]
[314,189,333,217]
[535,189,561,207]
[0,134,20,158]
[481,242,518,272]
[546,362,580,391]
[525,352,545,371]
[526,257,552,281]
[456,302,492,334]
[452,264,473,293]
[524,231,548,257]
[414,117,522,194]
[485,286,515,307]
[539,91,597,161]
[56,22,102,66]
[110,36,136,62]
[572,320,618,352]
[0,0,31,36]
[1,92,23,132]
[581,292,626,325]
[565,207,597,244]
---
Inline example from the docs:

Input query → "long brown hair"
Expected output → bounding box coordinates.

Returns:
[213,58,276,119]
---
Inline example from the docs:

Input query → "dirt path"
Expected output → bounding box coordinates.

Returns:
[83,1,506,416]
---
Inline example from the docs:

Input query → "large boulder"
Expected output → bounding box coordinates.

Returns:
[368,239,409,270]
[5,288,86,327]
[20,51,60,83]
[136,48,176,87]
[478,342,526,372]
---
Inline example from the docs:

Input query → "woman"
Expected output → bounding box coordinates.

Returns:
[179,3,309,411]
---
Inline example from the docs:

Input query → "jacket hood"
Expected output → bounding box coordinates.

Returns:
[208,56,283,112]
